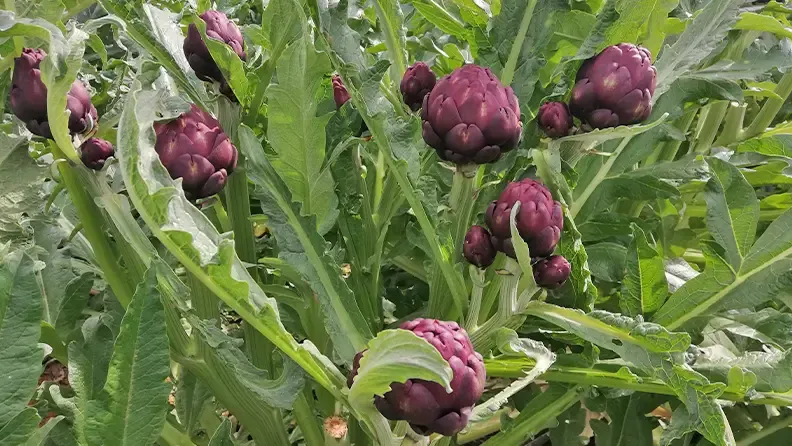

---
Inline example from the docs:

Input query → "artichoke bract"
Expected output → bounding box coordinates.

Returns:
[80,137,114,170]
[463,225,496,268]
[569,43,656,129]
[10,48,98,139]
[184,10,247,100]
[332,75,350,109]
[533,255,571,289]
[421,64,521,165]
[347,319,485,436]
[538,102,573,138]
[154,104,238,200]
[485,179,563,258]
[401,62,436,111]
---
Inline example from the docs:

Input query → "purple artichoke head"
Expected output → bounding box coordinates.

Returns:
[184,10,247,100]
[80,137,114,170]
[154,104,238,200]
[347,319,485,436]
[569,43,656,129]
[485,179,563,258]
[421,64,521,165]
[463,225,496,268]
[533,255,571,289]
[401,62,437,111]
[332,75,350,109]
[10,48,98,139]
[538,102,573,138]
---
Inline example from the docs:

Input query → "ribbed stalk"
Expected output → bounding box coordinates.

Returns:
[745,71,792,139]
[691,100,729,154]
[293,391,324,446]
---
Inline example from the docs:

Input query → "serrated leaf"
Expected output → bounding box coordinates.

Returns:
[0,251,44,429]
[548,405,588,446]
[591,395,659,446]
[587,242,627,282]
[83,266,171,446]
[267,38,339,233]
[654,0,743,98]
[0,408,40,446]
[621,224,668,316]
[704,157,759,271]
[349,329,452,446]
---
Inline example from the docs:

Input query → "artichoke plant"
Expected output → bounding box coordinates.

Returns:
[154,104,238,200]
[332,75,350,109]
[569,43,656,129]
[184,10,247,100]
[421,64,521,165]
[348,319,485,436]
[80,137,114,170]
[537,102,573,138]
[10,48,97,139]
[463,225,496,268]
[533,255,571,289]
[485,178,563,258]
[401,62,436,111]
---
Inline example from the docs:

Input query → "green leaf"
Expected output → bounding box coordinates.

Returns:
[470,329,555,422]
[621,223,668,316]
[549,405,588,446]
[371,0,408,82]
[0,133,46,245]
[703,157,759,271]
[735,12,792,40]
[23,415,64,446]
[587,242,628,282]
[709,308,792,349]
[603,0,679,52]
[83,265,171,446]
[174,371,213,439]
[0,408,39,446]
[0,251,44,429]
[116,63,345,397]
[240,124,372,362]
[693,347,792,394]
[654,0,743,98]
[348,329,453,446]
[266,38,339,233]
[189,13,248,105]
[590,395,659,446]
[207,419,234,446]
[408,0,471,42]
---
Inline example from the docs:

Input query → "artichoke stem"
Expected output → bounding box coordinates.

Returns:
[465,267,487,332]
[691,100,729,154]
[745,70,792,139]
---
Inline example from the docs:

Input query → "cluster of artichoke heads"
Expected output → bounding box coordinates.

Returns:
[464,178,571,289]
[538,43,657,138]
[348,319,485,436]
[10,48,115,170]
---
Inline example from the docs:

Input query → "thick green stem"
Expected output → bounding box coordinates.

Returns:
[55,159,134,306]
[745,71,792,139]
[293,391,324,446]
[714,102,747,147]
[692,101,729,154]
[465,268,486,332]
[426,165,478,319]
[470,260,520,349]
[456,409,515,445]
[500,0,539,86]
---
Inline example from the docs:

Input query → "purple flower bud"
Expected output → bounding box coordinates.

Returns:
[463,226,496,268]
[421,64,522,165]
[485,178,563,258]
[347,319,485,436]
[401,62,436,111]
[569,43,656,129]
[533,255,571,289]
[154,104,238,200]
[538,102,573,138]
[332,75,350,109]
[80,137,114,170]
[184,10,247,101]
[10,48,98,139]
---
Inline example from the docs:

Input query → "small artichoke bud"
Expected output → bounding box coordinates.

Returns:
[10,48,98,139]
[332,75,350,109]
[569,43,656,129]
[533,255,571,289]
[347,319,485,436]
[154,104,238,200]
[400,62,436,111]
[463,225,496,268]
[80,137,114,170]
[537,102,573,138]
[421,64,522,165]
[485,178,563,258]
[184,10,247,101]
